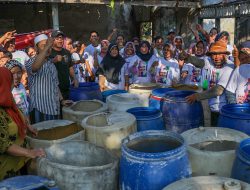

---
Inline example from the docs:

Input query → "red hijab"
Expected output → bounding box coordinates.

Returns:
[0,67,27,139]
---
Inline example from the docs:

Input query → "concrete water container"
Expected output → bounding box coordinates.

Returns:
[106,93,144,111]
[27,120,84,149]
[62,100,108,125]
[163,176,250,190]
[81,112,137,156]
[129,83,162,106]
[37,141,118,190]
[181,127,248,177]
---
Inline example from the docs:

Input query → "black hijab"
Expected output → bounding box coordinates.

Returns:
[98,44,125,84]
[136,40,153,62]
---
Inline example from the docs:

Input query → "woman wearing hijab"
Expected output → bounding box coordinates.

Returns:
[130,41,158,83]
[93,39,110,69]
[97,43,125,91]
[0,67,45,180]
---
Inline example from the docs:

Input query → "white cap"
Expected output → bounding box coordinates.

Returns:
[34,34,48,46]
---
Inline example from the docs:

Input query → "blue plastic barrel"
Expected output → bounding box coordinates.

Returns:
[218,103,250,135]
[231,138,250,183]
[69,82,102,101]
[102,89,127,102]
[120,130,191,190]
[127,107,165,131]
[161,90,204,133]
[149,88,174,110]
[0,175,59,190]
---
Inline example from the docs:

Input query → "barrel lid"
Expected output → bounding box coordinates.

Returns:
[220,103,250,119]
[129,83,162,91]
[151,88,174,97]
[0,175,58,190]
[127,107,162,120]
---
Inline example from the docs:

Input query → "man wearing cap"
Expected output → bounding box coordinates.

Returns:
[226,41,250,104]
[50,30,78,100]
[182,41,234,126]
[26,34,71,123]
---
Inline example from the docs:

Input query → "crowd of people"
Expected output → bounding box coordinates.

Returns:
[0,24,249,180]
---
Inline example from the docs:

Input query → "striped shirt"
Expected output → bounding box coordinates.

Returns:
[25,57,60,115]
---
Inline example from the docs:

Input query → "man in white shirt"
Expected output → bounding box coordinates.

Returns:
[83,31,101,81]
[184,41,235,126]
[226,41,250,104]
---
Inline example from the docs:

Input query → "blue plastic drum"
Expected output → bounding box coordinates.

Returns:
[231,138,250,183]
[218,103,250,135]
[102,89,127,102]
[127,107,165,131]
[149,88,174,110]
[120,130,191,190]
[0,175,59,190]
[161,90,204,133]
[69,82,102,101]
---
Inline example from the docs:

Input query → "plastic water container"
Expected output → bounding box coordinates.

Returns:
[127,107,165,131]
[69,82,102,101]
[231,138,250,183]
[149,88,174,110]
[120,130,191,190]
[161,90,204,133]
[0,175,59,190]
[218,103,250,135]
[102,90,127,102]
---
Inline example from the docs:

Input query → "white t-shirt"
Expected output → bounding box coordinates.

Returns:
[71,52,81,62]
[182,63,202,86]
[226,64,250,103]
[12,83,29,116]
[119,47,125,57]
[12,50,30,67]
[124,55,139,84]
[154,48,164,58]
[155,58,179,86]
[71,53,85,83]
[203,58,234,112]
[84,44,101,57]
[130,55,158,83]
[82,52,95,76]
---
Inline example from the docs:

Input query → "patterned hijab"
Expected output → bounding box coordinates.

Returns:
[0,67,27,139]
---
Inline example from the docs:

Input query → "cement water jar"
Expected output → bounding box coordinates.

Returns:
[161,90,204,133]
[62,100,108,125]
[81,112,136,156]
[26,120,84,149]
[0,175,59,190]
[127,107,165,131]
[149,88,174,110]
[231,138,250,183]
[69,82,102,101]
[106,93,144,111]
[218,103,250,135]
[102,89,127,102]
[129,83,162,106]
[120,130,191,190]
[37,141,118,190]
[182,127,248,177]
[163,176,250,190]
